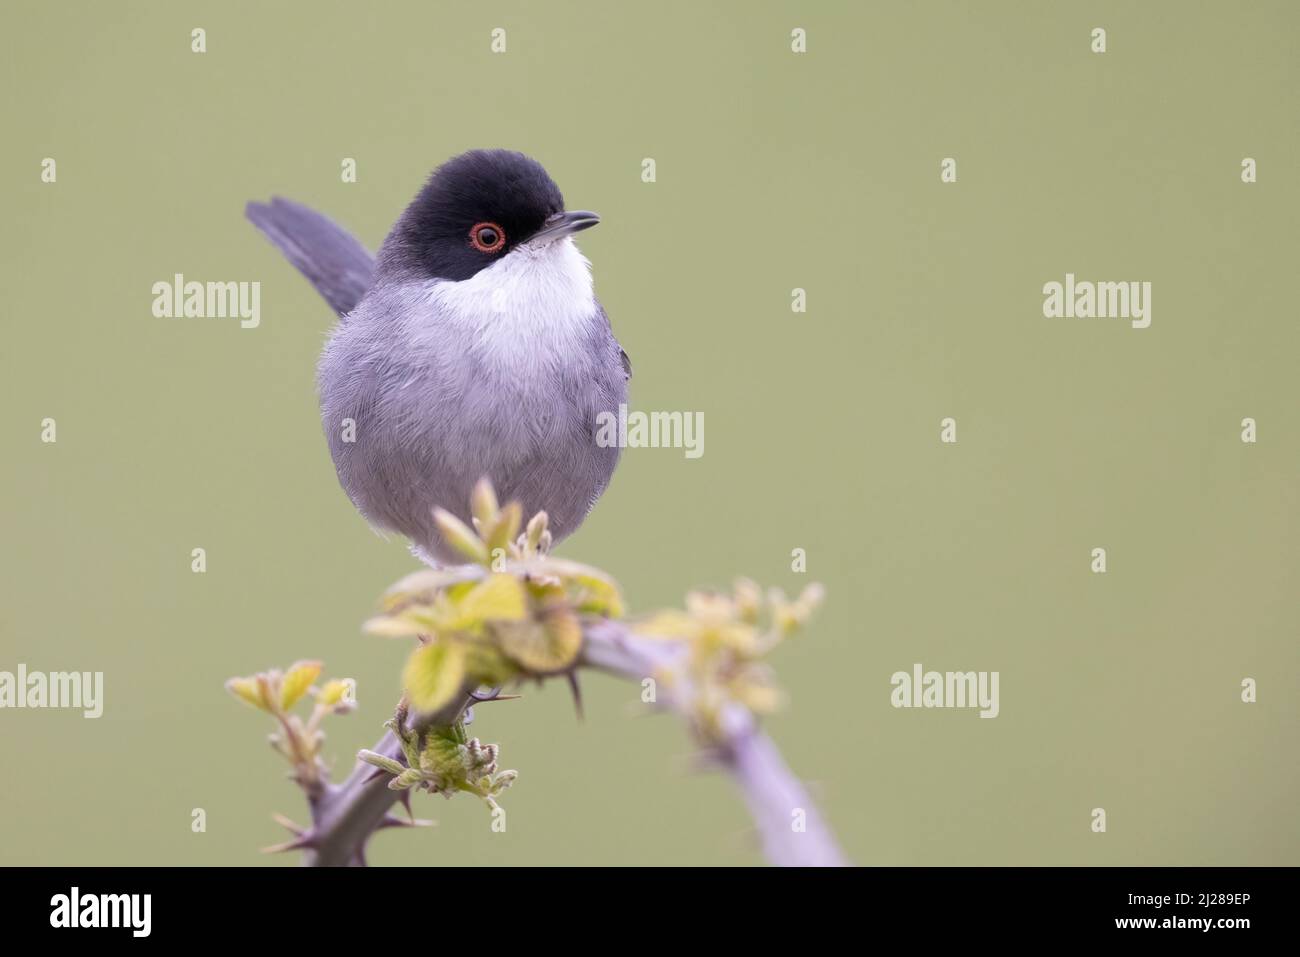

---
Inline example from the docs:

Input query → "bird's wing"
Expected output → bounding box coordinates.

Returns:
[595,302,630,381]
[245,197,375,317]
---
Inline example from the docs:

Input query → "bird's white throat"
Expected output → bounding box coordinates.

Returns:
[416,236,598,368]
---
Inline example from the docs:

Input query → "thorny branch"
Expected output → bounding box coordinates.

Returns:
[228,479,849,867]
[299,619,847,867]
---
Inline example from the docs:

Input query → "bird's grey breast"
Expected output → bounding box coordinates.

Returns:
[317,237,626,558]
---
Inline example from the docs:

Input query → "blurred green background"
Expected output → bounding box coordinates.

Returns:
[2,0,1296,866]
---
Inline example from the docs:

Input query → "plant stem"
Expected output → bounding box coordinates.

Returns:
[303,688,475,866]
[580,619,849,866]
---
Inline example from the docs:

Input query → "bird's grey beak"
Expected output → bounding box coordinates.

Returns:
[533,210,600,244]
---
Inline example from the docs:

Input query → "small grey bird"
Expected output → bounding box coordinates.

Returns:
[247,149,629,564]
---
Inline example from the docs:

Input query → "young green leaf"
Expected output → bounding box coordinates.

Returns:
[225,676,270,712]
[455,573,528,626]
[280,660,322,710]
[489,606,583,674]
[402,640,469,712]
[432,508,490,565]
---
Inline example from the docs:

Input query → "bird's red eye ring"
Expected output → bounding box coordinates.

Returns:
[469,222,506,253]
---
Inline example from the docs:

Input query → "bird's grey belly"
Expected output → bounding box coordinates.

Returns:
[346,418,616,559]
[321,342,624,563]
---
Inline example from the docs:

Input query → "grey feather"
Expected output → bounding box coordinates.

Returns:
[245,197,374,316]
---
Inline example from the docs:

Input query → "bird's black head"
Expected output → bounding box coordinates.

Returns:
[380,149,599,282]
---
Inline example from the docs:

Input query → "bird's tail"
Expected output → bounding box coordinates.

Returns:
[245,197,375,317]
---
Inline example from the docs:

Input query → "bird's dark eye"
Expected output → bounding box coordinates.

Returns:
[469,222,506,253]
